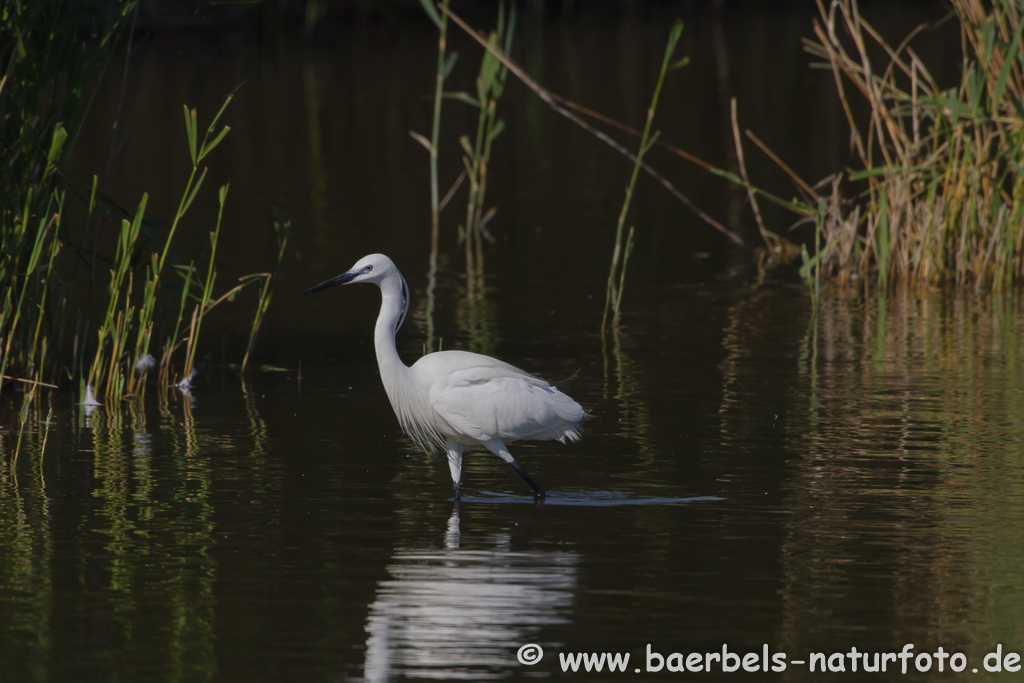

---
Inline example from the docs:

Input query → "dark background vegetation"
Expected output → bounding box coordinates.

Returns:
[55,0,960,362]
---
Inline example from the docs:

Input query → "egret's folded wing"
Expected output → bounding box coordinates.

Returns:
[431,375,583,443]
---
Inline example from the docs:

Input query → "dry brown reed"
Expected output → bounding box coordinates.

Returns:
[797,0,1024,288]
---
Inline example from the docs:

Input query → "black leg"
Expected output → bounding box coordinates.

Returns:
[508,460,546,499]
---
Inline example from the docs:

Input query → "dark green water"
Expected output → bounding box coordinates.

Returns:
[4,4,1023,682]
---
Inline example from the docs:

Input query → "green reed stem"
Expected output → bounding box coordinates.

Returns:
[158,98,232,276]
[38,407,53,466]
[10,388,35,471]
[461,1,514,294]
[182,184,228,381]
[88,195,147,394]
[29,218,62,379]
[430,0,451,252]
[241,211,291,373]
[602,19,683,335]
[613,226,635,326]
[159,263,194,387]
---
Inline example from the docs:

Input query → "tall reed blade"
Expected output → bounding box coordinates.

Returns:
[461,0,515,295]
[601,20,684,335]
[242,210,291,373]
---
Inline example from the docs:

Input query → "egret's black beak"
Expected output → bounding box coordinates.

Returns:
[303,270,358,295]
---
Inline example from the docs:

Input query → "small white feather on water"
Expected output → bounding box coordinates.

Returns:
[176,368,197,391]
[78,383,102,406]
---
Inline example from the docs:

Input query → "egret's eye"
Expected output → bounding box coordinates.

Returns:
[364,265,373,273]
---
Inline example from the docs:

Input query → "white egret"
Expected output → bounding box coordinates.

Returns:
[304,254,584,500]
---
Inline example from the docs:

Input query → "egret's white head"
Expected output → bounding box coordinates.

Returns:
[304,253,409,330]
[304,253,396,293]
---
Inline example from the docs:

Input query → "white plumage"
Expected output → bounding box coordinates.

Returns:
[305,253,584,499]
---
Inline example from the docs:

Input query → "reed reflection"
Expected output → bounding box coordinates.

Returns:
[85,395,218,680]
[601,324,656,473]
[423,252,441,354]
[777,291,1024,653]
[0,407,53,683]
[362,508,577,681]
[0,385,282,682]
[413,254,500,358]
[456,280,500,358]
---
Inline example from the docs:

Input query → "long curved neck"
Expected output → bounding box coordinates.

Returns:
[374,275,409,385]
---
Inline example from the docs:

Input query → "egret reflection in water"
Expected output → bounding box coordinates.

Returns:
[362,509,577,681]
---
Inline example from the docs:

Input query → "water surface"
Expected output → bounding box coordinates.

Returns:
[5,4,1020,682]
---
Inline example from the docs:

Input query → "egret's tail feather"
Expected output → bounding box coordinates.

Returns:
[552,367,583,392]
